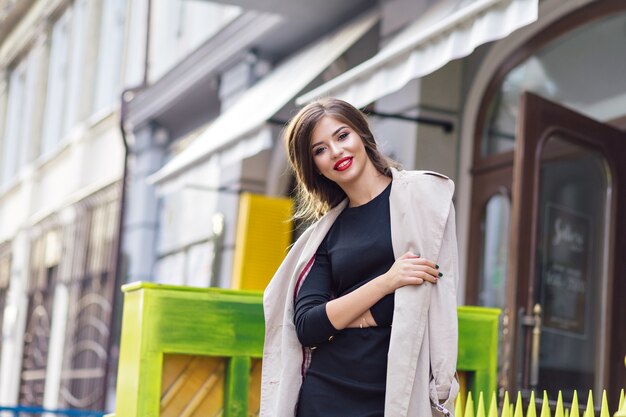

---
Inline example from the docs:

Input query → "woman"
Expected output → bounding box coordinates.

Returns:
[261,98,459,417]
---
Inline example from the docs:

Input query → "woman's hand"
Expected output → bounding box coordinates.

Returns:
[378,251,440,295]
[346,309,378,328]
[325,252,440,330]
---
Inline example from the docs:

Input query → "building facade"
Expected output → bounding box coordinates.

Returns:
[1,0,625,413]
[0,0,134,411]
[139,0,626,409]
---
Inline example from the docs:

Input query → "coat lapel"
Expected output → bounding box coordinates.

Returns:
[267,199,347,416]
[386,168,454,415]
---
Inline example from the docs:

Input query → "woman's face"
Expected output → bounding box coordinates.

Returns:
[309,115,374,188]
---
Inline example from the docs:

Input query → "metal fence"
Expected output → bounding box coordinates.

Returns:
[455,389,626,417]
[0,406,106,417]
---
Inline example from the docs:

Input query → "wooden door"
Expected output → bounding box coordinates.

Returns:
[508,92,626,405]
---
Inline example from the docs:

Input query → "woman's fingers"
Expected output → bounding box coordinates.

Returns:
[386,254,444,291]
[400,262,441,284]
[402,264,439,276]
[406,257,437,269]
[399,253,437,268]
[419,271,438,284]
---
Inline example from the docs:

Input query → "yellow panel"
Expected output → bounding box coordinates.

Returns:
[455,370,468,413]
[248,359,262,416]
[161,354,225,417]
[180,371,223,417]
[162,354,194,395]
[232,193,294,291]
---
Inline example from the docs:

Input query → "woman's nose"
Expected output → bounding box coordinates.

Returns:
[329,142,344,158]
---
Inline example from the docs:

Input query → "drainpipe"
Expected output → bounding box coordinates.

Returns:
[103,0,152,407]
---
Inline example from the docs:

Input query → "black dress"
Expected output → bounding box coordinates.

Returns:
[294,182,395,417]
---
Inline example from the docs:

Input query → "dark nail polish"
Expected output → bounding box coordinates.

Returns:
[438,272,443,277]
[436,264,440,269]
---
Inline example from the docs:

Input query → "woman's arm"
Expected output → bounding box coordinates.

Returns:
[294,242,337,347]
[295,249,441,346]
[326,252,440,330]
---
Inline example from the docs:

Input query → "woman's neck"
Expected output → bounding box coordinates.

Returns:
[344,173,392,208]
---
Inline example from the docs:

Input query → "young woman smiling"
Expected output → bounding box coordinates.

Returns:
[261,98,459,417]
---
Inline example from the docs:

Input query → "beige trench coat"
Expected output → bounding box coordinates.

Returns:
[261,168,460,416]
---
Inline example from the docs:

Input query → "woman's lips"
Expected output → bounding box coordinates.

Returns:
[334,157,353,171]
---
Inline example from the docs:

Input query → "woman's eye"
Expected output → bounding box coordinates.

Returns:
[314,147,325,155]
[338,132,349,140]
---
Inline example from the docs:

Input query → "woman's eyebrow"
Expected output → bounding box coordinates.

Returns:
[310,126,348,149]
[331,126,348,137]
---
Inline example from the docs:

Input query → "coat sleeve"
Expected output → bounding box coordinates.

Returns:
[428,199,460,412]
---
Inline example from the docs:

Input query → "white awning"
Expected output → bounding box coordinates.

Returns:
[296,0,538,108]
[149,10,379,185]
[154,126,273,196]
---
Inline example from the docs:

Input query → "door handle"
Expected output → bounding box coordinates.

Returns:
[520,303,542,390]
[529,304,542,389]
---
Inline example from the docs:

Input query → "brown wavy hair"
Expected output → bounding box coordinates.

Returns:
[284,98,401,221]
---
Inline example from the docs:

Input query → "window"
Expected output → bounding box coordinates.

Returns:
[1,50,38,185]
[0,245,11,361]
[60,187,120,410]
[480,12,626,157]
[155,156,222,286]
[150,0,241,81]
[478,193,511,309]
[1,63,27,184]
[92,0,127,112]
[64,0,90,130]
[19,226,61,406]
[40,9,71,156]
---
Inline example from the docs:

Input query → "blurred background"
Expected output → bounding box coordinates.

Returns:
[0,0,624,414]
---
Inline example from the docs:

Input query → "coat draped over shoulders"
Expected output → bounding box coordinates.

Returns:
[261,168,459,417]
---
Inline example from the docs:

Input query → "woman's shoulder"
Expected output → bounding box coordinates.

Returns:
[392,168,455,191]
[390,169,455,223]
[403,169,449,179]
[289,199,347,247]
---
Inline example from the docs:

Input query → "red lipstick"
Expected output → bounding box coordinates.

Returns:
[334,157,353,171]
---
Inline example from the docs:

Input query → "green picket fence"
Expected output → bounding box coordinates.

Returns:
[455,389,626,417]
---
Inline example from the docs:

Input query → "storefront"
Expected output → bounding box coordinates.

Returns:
[148,0,625,406]
[462,0,626,402]
[298,0,626,405]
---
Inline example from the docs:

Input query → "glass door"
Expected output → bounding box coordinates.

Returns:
[509,92,626,404]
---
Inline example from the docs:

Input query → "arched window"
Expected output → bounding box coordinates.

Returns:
[480,12,626,157]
